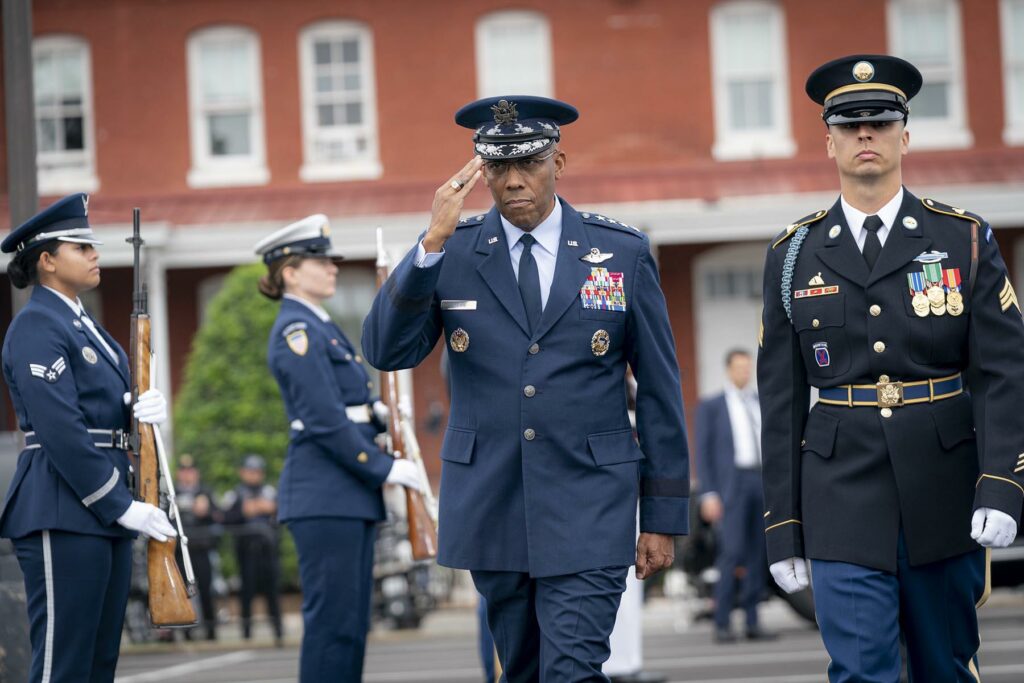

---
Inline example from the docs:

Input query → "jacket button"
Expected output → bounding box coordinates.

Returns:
[357,451,369,463]
[524,429,536,441]
[880,408,893,418]
[870,304,882,316]
[355,355,363,363]
[800,439,806,447]
[873,341,886,353]
[524,385,536,397]
[529,343,540,355]
[345,353,353,361]
[812,319,820,328]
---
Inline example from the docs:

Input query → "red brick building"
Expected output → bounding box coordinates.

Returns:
[3,0,1024,477]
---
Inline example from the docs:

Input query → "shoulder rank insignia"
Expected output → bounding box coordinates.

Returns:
[921,198,983,227]
[457,214,486,229]
[772,210,827,249]
[579,212,643,237]
[1000,276,1021,314]
[30,357,66,383]
[581,248,614,264]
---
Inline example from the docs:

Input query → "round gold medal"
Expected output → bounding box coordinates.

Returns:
[450,328,469,352]
[912,292,930,317]
[947,291,964,316]
[926,286,946,307]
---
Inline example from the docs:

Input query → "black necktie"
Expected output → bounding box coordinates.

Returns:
[862,215,883,270]
[518,234,542,334]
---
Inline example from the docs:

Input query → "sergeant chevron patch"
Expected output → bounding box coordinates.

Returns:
[999,277,1020,314]
[30,357,66,383]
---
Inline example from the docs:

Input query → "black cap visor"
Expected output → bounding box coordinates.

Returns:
[825,90,908,125]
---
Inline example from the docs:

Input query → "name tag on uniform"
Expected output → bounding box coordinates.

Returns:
[441,300,477,311]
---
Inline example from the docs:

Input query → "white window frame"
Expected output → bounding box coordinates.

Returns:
[186,25,269,188]
[297,20,382,182]
[475,10,554,97]
[33,35,99,195]
[709,1,795,161]
[1001,0,1024,145]
[887,0,972,149]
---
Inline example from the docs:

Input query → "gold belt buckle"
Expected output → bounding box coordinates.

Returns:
[876,375,904,408]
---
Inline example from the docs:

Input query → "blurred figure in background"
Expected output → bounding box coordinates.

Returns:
[174,454,221,641]
[223,454,284,645]
[696,349,774,643]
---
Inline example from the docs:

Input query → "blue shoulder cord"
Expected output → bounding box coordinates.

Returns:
[781,226,809,322]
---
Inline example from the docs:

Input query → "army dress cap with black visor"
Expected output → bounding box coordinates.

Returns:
[253,214,344,264]
[806,54,922,125]
[1,192,101,254]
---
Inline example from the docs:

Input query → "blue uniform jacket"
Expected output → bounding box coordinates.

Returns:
[363,198,690,577]
[268,298,392,522]
[0,286,134,539]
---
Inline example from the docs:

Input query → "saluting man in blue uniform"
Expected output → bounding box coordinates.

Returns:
[363,96,690,681]
[0,193,175,683]
[759,56,1024,682]
[254,215,422,682]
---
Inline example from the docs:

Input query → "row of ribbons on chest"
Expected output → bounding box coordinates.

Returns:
[907,264,963,317]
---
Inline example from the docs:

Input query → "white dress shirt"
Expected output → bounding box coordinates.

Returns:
[723,383,761,469]
[840,187,903,253]
[283,293,331,322]
[414,199,563,310]
[44,286,119,363]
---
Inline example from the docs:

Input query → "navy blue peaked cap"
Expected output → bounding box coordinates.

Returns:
[455,95,579,160]
[1,192,100,254]
[806,54,923,124]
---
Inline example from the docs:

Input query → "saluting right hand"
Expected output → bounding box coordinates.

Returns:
[422,156,484,254]
[117,500,178,542]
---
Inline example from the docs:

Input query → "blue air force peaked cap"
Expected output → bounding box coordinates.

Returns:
[455,96,579,160]
[806,54,923,124]
[253,214,343,265]
[1,192,101,254]
[241,454,266,471]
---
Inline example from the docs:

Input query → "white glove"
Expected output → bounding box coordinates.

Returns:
[769,557,810,594]
[386,458,424,493]
[132,389,167,425]
[373,400,390,424]
[971,507,1018,548]
[117,500,177,542]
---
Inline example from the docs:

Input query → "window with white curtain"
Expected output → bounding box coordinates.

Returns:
[33,35,98,194]
[1002,0,1024,144]
[709,1,795,160]
[298,21,381,181]
[887,0,972,149]
[475,10,553,97]
[186,26,268,187]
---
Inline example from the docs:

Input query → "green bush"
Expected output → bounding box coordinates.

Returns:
[173,263,298,586]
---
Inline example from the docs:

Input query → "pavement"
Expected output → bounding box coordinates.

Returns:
[114,588,1024,682]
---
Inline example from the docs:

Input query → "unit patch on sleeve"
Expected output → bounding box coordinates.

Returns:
[283,322,309,356]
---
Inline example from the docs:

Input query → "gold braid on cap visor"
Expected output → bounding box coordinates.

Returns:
[824,82,908,103]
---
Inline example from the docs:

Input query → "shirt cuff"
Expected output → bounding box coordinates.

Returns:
[415,241,444,268]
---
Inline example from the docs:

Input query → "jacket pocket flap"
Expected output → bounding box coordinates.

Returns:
[587,429,644,466]
[793,295,846,332]
[802,410,839,459]
[439,427,476,464]
[931,399,975,450]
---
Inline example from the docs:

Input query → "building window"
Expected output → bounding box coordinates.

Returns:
[298,21,381,182]
[186,26,268,188]
[709,1,795,161]
[33,35,98,194]
[887,0,972,149]
[475,10,553,97]
[1002,0,1024,145]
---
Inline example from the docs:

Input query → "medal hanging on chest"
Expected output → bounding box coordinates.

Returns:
[922,262,946,316]
[944,268,964,316]
[907,272,930,317]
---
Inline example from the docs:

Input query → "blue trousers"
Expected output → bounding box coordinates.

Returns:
[479,594,496,683]
[812,533,986,683]
[472,566,629,683]
[288,518,376,683]
[713,468,767,631]
[13,530,132,683]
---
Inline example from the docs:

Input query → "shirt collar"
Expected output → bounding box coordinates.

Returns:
[724,381,756,401]
[43,286,84,316]
[283,293,331,322]
[840,186,904,233]
[501,197,563,257]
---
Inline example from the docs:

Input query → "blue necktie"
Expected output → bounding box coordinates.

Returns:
[518,234,542,334]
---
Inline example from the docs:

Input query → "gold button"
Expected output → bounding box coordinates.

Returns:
[355,355,363,363]
[524,385,536,397]
[870,305,882,316]
[879,374,890,383]
[357,451,369,463]
[367,381,373,388]
[529,343,540,355]
[873,341,886,353]
[812,319,820,328]
[880,408,893,418]
[524,429,536,441]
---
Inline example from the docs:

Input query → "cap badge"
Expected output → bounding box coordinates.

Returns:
[491,99,518,125]
[852,61,875,82]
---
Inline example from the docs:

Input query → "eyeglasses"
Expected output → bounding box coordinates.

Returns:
[482,150,557,179]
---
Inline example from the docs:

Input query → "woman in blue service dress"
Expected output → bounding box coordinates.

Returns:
[0,193,175,683]
[254,214,421,681]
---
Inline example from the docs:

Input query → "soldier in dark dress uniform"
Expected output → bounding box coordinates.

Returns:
[759,56,1024,682]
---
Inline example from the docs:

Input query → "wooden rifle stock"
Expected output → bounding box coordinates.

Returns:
[128,210,196,628]
[375,230,438,560]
